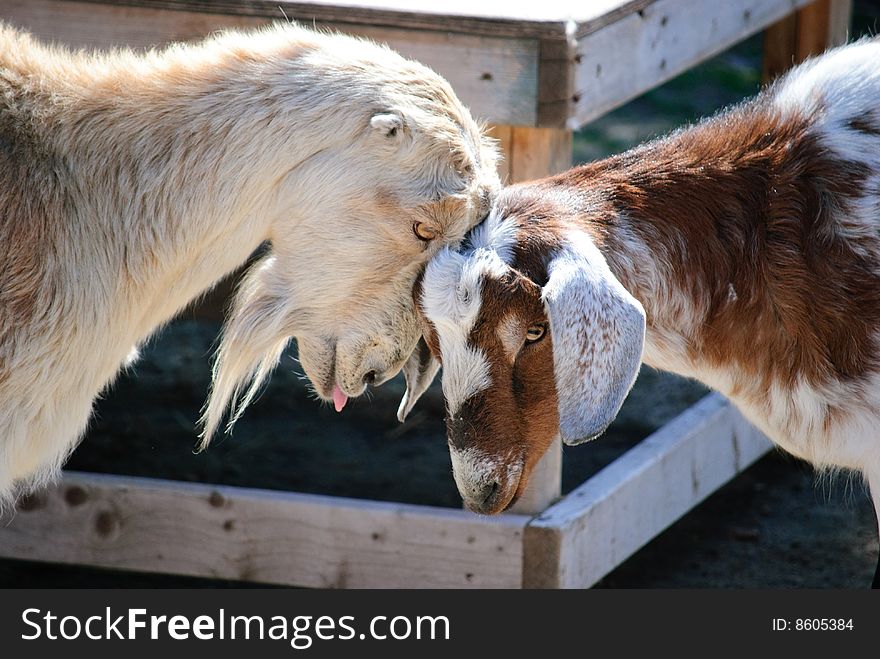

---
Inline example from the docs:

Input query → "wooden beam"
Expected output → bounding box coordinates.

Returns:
[763,0,851,83]
[573,0,817,128]
[0,472,528,588]
[507,127,573,183]
[59,0,657,41]
[762,14,799,83]
[9,1,837,130]
[537,36,577,128]
[1,0,539,127]
[509,439,562,516]
[795,0,851,56]
[523,394,772,588]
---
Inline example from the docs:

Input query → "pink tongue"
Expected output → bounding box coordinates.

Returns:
[332,385,348,413]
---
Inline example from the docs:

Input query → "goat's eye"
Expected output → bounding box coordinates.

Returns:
[525,324,546,343]
[413,222,438,242]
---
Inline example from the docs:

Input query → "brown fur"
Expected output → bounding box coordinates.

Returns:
[554,103,880,400]
[420,92,880,511]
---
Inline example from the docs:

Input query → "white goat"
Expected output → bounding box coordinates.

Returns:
[0,23,498,504]
[411,40,880,586]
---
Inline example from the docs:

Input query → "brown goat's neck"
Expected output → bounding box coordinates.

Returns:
[564,103,880,408]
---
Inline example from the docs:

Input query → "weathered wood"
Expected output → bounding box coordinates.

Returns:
[824,0,852,47]
[508,438,562,516]
[762,14,799,83]
[572,0,817,128]
[763,0,851,83]
[1,0,540,127]
[764,0,852,81]
[537,37,577,129]
[507,127,573,183]
[523,394,772,588]
[795,0,851,56]
[62,0,657,41]
[0,472,528,588]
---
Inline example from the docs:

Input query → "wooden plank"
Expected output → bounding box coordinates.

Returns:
[572,0,817,128]
[795,0,851,58]
[14,1,831,130]
[509,438,562,516]
[824,0,852,47]
[508,126,573,183]
[523,394,772,588]
[762,14,799,83]
[62,0,658,41]
[537,37,577,128]
[763,0,851,83]
[1,0,539,127]
[0,471,528,588]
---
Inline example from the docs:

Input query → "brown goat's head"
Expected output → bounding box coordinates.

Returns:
[409,191,646,513]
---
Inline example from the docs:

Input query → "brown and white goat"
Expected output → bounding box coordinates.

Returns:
[0,23,498,504]
[410,40,880,585]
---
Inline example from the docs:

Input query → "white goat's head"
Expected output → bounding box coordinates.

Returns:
[202,26,499,440]
[411,186,646,513]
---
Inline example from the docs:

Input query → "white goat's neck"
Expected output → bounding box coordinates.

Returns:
[15,37,353,342]
[0,27,362,492]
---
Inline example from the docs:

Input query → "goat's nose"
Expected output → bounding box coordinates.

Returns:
[362,370,377,386]
[463,480,500,513]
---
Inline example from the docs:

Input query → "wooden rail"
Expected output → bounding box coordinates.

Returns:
[0,395,770,588]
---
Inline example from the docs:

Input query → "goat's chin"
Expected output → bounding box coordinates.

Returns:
[508,472,532,510]
[295,335,336,397]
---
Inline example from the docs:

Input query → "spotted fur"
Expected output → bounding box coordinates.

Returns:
[416,39,880,538]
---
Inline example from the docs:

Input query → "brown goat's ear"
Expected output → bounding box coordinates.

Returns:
[542,232,646,445]
[397,336,440,422]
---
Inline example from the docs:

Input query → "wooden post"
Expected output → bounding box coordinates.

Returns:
[509,439,563,515]
[492,125,573,514]
[508,126,574,184]
[762,0,851,82]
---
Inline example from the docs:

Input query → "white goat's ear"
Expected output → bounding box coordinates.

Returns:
[371,111,405,138]
[397,336,440,422]
[542,232,646,446]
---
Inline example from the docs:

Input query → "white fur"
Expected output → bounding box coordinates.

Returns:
[464,205,519,261]
[420,212,517,415]
[0,23,499,503]
[496,313,524,362]
[421,249,498,415]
